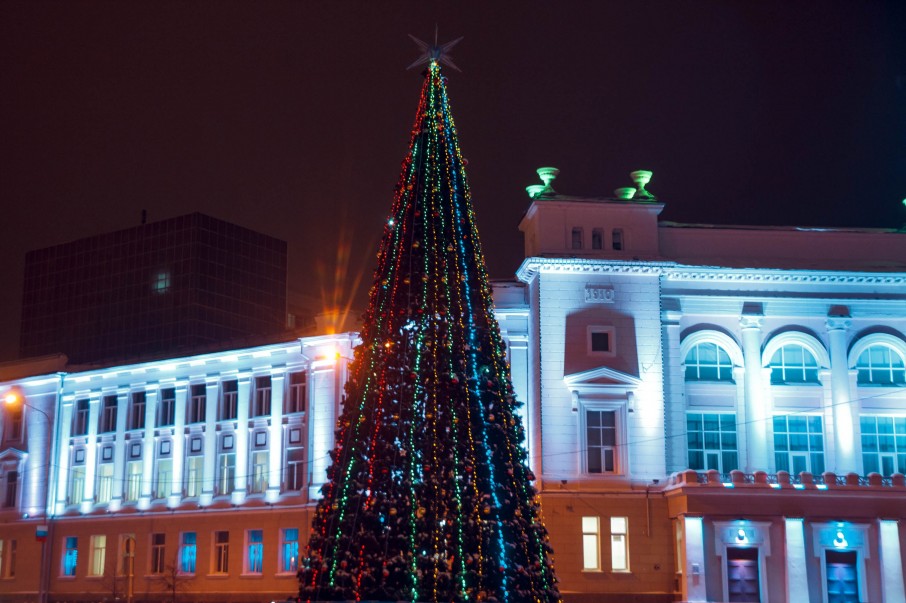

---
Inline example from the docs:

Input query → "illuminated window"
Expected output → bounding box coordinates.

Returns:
[250,451,268,493]
[153,270,170,294]
[856,345,906,386]
[687,413,738,472]
[571,227,583,250]
[774,415,825,474]
[96,464,113,504]
[286,372,306,414]
[770,344,819,384]
[188,384,206,424]
[861,416,906,476]
[591,228,603,250]
[155,459,172,499]
[100,396,117,433]
[213,531,229,574]
[185,455,203,498]
[158,388,175,427]
[284,447,305,492]
[179,532,196,574]
[612,229,624,251]
[72,399,89,436]
[252,376,271,417]
[581,517,600,571]
[281,528,299,573]
[218,453,235,495]
[150,533,165,575]
[62,536,78,576]
[685,342,735,381]
[88,535,106,577]
[611,517,629,571]
[129,392,146,430]
[68,465,85,506]
[124,461,142,502]
[586,410,617,474]
[220,381,238,421]
[246,530,263,574]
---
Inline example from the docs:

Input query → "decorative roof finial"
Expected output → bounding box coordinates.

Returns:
[407,26,463,71]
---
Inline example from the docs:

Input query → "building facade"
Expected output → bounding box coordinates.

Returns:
[20,213,288,364]
[2,169,905,602]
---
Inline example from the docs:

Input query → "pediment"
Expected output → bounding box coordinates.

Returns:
[563,365,642,392]
[0,447,27,463]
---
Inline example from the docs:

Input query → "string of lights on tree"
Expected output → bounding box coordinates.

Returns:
[298,49,560,603]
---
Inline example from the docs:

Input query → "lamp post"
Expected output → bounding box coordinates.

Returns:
[4,388,53,603]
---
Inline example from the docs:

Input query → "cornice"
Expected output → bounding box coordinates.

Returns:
[516,257,673,281]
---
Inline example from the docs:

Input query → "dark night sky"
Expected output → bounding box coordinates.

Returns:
[1,1,904,362]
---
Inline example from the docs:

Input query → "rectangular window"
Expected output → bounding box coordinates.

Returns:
[861,416,906,476]
[5,405,23,441]
[246,530,263,574]
[88,535,106,577]
[73,399,89,436]
[586,410,616,473]
[281,528,299,573]
[582,517,600,571]
[185,456,204,498]
[285,447,305,491]
[218,453,235,495]
[286,372,306,414]
[96,464,113,504]
[63,536,78,576]
[610,517,629,571]
[129,392,146,431]
[588,327,616,355]
[150,533,165,575]
[213,531,229,574]
[773,414,825,474]
[125,461,142,502]
[155,458,173,499]
[158,388,176,427]
[591,228,603,250]
[220,381,238,421]
[612,228,624,251]
[100,396,118,433]
[571,227,583,250]
[188,384,206,424]
[253,376,271,417]
[4,471,18,508]
[250,451,268,493]
[686,413,739,473]
[5,540,16,578]
[68,465,85,506]
[179,533,196,574]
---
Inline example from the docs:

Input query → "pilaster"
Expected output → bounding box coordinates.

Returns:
[739,314,768,471]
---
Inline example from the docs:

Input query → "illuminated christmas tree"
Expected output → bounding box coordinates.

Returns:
[299,39,560,603]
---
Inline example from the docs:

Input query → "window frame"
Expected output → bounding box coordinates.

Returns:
[129,392,146,431]
[100,395,118,433]
[579,399,628,476]
[686,412,739,473]
[587,326,616,358]
[773,414,825,475]
[245,530,264,575]
[73,399,90,437]
[220,381,238,421]
[856,344,906,386]
[280,528,299,574]
[252,376,271,418]
[88,535,106,577]
[581,516,601,572]
[62,536,78,577]
[158,388,176,427]
[285,372,306,414]
[610,516,630,572]
[188,384,206,424]
[179,532,196,575]
[150,533,166,575]
[212,531,229,575]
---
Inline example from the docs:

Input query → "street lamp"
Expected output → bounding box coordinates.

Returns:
[3,386,52,603]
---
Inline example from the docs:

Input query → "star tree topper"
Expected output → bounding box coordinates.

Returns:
[407,27,463,71]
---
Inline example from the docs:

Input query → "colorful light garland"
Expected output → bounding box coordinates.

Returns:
[299,62,560,603]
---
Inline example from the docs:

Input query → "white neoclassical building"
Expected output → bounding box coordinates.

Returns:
[1,167,905,603]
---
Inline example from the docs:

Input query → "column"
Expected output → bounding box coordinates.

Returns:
[138,386,158,509]
[168,383,188,507]
[661,308,684,472]
[784,518,810,602]
[109,390,129,510]
[54,400,74,515]
[682,516,707,602]
[199,378,219,507]
[879,519,906,603]
[827,317,858,473]
[265,373,285,503]
[80,393,101,513]
[232,375,251,504]
[309,362,338,499]
[740,315,768,471]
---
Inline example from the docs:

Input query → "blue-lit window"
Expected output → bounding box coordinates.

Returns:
[686,413,738,472]
[770,345,819,384]
[774,415,824,474]
[153,270,170,294]
[246,530,263,574]
[281,528,299,573]
[179,532,196,574]
[684,343,734,382]
[62,536,78,576]
[856,345,906,386]
[861,416,906,476]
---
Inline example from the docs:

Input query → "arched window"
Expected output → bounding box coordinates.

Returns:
[856,345,906,386]
[684,342,734,382]
[769,344,819,384]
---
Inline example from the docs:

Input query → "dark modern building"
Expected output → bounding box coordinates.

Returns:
[19,213,288,364]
